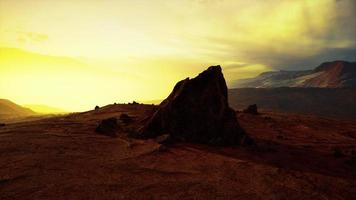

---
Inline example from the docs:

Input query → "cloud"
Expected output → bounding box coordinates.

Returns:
[24,32,48,42]
[1,0,355,77]
[185,0,356,72]
[15,31,48,44]
[240,47,356,70]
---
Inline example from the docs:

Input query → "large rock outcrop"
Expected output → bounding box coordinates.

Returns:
[139,65,250,145]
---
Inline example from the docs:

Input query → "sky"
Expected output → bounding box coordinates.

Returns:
[0,0,355,112]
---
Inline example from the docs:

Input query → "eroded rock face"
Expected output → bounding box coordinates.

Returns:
[139,65,250,145]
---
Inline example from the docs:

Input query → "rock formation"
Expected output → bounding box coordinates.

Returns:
[138,65,250,145]
[243,104,258,115]
[95,117,118,137]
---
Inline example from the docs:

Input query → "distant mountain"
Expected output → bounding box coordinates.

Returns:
[0,99,36,118]
[228,88,356,119]
[232,61,356,88]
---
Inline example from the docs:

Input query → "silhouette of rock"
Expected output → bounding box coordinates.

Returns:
[95,117,118,137]
[128,101,139,105]
[95,105,100,110]
[138,65,250,145]
[243,104,258,115]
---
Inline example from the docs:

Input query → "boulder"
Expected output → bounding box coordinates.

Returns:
[243,104,258,115]
[138,65,250,145]
[95,117,118,137]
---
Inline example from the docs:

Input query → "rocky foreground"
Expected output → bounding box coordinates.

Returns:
[0,103,355,199]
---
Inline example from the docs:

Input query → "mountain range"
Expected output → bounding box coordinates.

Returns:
[232,61,356,88]
[0,99,36,118]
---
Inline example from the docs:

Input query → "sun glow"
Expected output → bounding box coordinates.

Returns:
[1,0,355,112]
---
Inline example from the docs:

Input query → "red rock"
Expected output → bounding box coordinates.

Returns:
[138,65,251,145]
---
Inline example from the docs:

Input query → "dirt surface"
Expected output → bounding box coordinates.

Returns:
[0,104,355,199]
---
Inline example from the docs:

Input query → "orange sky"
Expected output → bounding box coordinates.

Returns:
[1,0,355,112]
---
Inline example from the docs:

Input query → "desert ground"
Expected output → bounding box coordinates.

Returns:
[0,104,355,199]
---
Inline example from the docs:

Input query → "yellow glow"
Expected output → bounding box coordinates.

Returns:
[0,0,353,112]
[23,104,67,114]
[0,48,181,111]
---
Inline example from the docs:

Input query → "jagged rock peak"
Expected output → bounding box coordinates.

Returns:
[138,65,251,146]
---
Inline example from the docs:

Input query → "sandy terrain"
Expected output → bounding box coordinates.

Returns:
[0,104,355,199]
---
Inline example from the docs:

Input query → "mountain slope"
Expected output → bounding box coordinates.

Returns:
[0,99,36,117]
[228,88,356,119]
[232,61,356,88]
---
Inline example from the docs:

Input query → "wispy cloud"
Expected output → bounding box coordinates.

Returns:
[181,0,356,71]
[16,31,49,44]
[0,0,355,78]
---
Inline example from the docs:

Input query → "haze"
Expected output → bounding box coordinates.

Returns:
[1,0,355,111]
